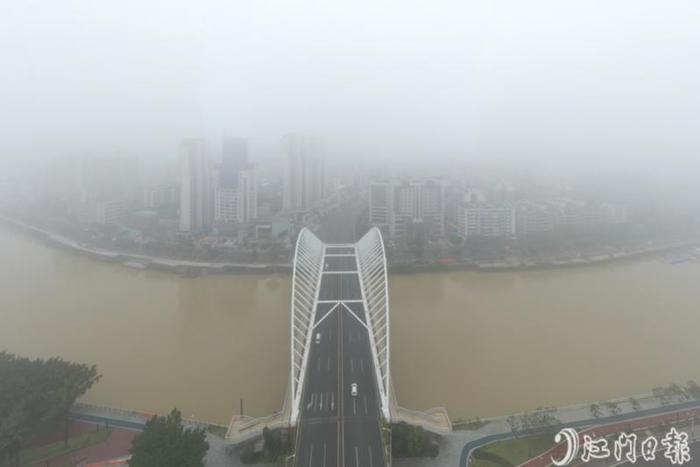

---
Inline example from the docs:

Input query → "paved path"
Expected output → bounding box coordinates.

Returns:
[32,428,135,467]
[456,399,700,467]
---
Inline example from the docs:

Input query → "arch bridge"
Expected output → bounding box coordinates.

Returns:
[227,227,450,465]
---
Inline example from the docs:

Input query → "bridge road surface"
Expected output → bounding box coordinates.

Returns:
[294,246,386,467]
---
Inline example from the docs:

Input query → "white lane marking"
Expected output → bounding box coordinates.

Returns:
[308,444,314,467]
[353,398,356,416]
[313,303,340,329]
[355,446,359,467]
[350,358,355,373]
[331,392,335,411]
[320,392,323,411]
[363,396,368,415]
[368,446,373,467]
[323,442,327,467]
[307,393,314,410]
[339,302,369,328]
[360,359,365,374]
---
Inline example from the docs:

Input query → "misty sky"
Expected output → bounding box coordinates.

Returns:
[2,1,698,176]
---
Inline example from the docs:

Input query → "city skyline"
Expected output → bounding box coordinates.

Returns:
[1,1,699,179]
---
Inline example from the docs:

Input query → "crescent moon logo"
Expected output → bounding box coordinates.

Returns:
[552,428,580,466]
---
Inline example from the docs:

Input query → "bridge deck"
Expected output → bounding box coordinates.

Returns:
[294,246,387,467]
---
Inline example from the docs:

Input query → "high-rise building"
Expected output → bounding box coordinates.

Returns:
[221,137,248,189]
[179,139,213,233]
[214,168,258,225]
[369,178,446,239]
[282,134,325,211]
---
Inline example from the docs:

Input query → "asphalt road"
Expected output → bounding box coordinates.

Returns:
[294,248,386,467]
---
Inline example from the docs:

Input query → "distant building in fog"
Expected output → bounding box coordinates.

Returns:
[179,139,213,233]
[445,187,516,238]
[143,184,178,209]
[49,154,139,225]
[514,201,555,236]
[76,155,139,204]
[457,204,516,238]
[369,178,446,240]
[282,134,325,211]
[78,197,127,225]
[214,168,258,226]
[221,137,248,189]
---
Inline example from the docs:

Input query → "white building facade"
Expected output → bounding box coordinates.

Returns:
[369,178,447,239]
[214,168,258,225]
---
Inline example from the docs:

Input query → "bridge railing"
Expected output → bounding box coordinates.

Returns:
[289,228,326,426]
[356,227,391,420]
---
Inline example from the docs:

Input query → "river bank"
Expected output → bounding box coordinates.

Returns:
[3,223,700,425]
[0,214,292,276]
[2,214,699,276]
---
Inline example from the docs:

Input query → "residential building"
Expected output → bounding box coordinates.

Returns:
[214,168,258,226]
[516,201,556,236]
[456,203,516,238]
[369,178,447,240]
[179,139,213,233]
[221,137,248,189]
[143,184,178,209]
[78,197,127,225]
[282,134,325,211]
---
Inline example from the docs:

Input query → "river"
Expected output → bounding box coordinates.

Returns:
[2,225,700,425]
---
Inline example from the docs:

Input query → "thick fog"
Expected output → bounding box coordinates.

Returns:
[2,0,698,177]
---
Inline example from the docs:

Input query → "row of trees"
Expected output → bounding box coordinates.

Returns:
[506,408,561,436]
[653,381,700,405]
[589,381,700,419]
[0,351,101,467]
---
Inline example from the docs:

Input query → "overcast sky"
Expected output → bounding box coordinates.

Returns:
[2,1,698,177]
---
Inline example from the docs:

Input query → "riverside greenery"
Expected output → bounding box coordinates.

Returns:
[0,351,101,467]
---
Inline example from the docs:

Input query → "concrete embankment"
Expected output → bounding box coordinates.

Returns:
[3,214,698,276]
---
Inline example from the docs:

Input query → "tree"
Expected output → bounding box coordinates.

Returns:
[53,359,101,447]
[687,381,700,400]
[506,416,520,436]
[0,352,101,467]
[604,400,621,415]
[628,397,641,411]
[391,423,428,458]
[652,387,668,405]
[130,409,208,467]
[589,403,602,419]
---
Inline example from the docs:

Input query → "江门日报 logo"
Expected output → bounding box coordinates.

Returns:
[551,427,692,465]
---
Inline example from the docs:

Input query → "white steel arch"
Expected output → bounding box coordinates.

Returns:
[289,226,391,424]
[289,228,325,425]
[355,227,391,419]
